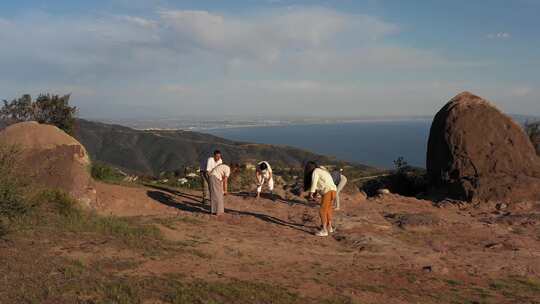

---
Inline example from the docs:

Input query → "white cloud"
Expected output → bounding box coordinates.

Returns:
[118,15,159,29]
[159,7,398,62]
[487,32,511,39]
[1,7,534,117]
[509,86,533,97]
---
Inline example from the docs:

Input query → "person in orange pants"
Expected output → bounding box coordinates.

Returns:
[304,161,337,237]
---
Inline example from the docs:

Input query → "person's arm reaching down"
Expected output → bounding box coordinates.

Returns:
[309,169,319,199]
[223,176,228,196]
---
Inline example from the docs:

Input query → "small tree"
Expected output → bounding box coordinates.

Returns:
[393,156,410,174]
[1,94,77,135]
[525,121,540,155]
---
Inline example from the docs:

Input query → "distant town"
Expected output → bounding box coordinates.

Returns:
[89,114,539,132]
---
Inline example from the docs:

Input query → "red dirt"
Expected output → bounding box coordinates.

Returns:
[70,182,540,303]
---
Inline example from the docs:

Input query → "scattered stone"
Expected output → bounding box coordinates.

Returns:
[496,203,508,210]
[433,199,467,209]
[426,91,540,202]
[377,189,391,195]
[422,266,432,273]
[496,213,540,226]
[485,242,503,249]
[384,212,440,229]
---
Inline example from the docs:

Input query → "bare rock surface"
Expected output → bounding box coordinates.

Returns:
[0,121,95,204]
[427,92,540,202]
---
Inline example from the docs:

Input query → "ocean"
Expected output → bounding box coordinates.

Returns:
[207,120,432,169]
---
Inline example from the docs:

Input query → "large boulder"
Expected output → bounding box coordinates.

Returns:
[426,92,540,202]
[0,121,96,205]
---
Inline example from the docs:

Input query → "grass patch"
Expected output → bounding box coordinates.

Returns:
[59,259,86,279]
[15,189,165,253]
[37,190,160,235]
[0,145,30,236]
[0,245,354,304]
[154,216,203,230]
[103,280,142,304]
[483,277,540,303]
[445,279,463,286]
[164,280,300,304]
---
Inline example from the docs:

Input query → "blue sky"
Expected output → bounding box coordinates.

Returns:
[0,0,538,118]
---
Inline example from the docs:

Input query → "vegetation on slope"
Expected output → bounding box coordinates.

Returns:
[91,161,126,183]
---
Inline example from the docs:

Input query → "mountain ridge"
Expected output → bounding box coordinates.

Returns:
[74,119,373,176]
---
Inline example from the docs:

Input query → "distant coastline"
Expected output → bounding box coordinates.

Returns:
[85,114,537,132]
[88,116,435,132]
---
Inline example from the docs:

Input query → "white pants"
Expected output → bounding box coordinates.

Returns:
[335,175,347,209]
[256,176,274,193]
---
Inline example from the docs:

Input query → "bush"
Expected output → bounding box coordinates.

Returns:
[1,93,77,135]
[362,157,428,197]
[0,145,28,235]
[228,167,256,192]
[525,121,540,155]
[34,189,82,218]
[91,162,125,183]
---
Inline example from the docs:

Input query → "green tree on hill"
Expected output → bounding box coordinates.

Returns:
[1,94,77,135]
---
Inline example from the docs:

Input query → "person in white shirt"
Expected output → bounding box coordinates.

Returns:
[209,163,230,215]
[304,161,337,237]
[255,161,274,200]
[199,150,222,204]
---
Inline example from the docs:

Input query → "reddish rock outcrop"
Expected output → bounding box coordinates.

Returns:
[0,121,96,206]
[426,92,540,202]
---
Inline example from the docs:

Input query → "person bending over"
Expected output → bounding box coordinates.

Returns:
[304,161,337,237]
[209,163,230,216]
[255,161,274,200]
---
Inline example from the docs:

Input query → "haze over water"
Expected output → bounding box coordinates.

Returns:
[208,120,432,169]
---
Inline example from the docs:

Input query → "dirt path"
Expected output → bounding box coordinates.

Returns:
[78,182,540,303]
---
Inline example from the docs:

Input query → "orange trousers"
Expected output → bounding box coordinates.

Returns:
[319,191,336,228]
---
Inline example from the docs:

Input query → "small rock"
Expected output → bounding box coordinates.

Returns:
[422,266,432,273]
[377,188,391,195]
[496,202,508,210]
[485,242,503,249]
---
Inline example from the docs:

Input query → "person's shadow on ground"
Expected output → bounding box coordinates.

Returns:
[146,188,317,234]
[147,190,209,214]
[232,191,317,207]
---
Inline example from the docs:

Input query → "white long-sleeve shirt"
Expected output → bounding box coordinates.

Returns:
[310,168,337,194]
[204,157,222,172]
[211,164,231,181]
[257,161,272,179]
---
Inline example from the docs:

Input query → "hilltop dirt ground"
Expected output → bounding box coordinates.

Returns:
[2,181,540,303]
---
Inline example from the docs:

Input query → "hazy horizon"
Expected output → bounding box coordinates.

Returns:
[1,0,539,118]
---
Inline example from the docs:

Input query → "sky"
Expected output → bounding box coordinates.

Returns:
[0,0,539,119]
